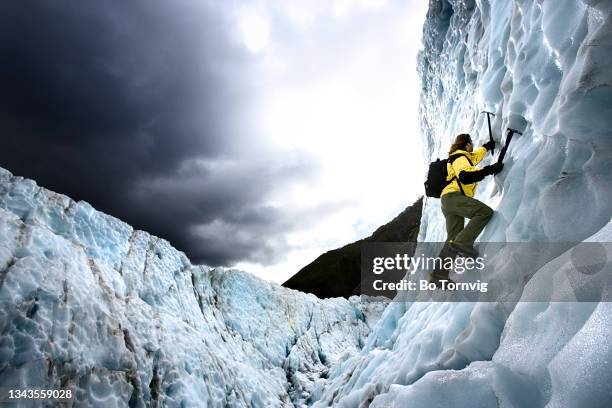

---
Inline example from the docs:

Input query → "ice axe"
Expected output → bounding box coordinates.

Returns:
[481,111,495,154]
[497,128,522,165]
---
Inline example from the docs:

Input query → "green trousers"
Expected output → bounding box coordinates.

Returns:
[441,192,493,244]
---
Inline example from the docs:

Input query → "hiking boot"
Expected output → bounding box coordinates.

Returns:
[449,242,479,258]
[429,269,455,289]
[438,242,457,258]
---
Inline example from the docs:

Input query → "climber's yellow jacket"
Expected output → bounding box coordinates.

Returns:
[441,147,487,198]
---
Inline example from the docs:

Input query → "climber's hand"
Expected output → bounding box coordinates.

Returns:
[483,162,504,175]
[483,140,496,151]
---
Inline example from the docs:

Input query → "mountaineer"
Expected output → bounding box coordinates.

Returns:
[440,133,503,256]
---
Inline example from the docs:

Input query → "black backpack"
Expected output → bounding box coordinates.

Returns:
[424,153,471,198]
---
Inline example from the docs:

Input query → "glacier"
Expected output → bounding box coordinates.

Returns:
[0,167,387,406]
[1,0,612,407]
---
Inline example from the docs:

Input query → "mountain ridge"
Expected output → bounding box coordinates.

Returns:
[282,197,423,298]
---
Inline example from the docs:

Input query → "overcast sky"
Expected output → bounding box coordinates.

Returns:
[0,0,428,283]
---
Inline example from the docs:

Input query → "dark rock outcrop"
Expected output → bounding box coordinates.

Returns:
[283,197,423,298]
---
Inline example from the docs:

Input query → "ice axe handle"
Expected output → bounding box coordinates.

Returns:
[497,128,522,165]
[482,111,495,155]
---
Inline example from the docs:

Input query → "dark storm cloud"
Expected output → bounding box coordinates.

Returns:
[0,1,321,265]
[127,154,323,265]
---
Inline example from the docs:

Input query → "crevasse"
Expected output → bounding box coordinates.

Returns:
[1,0,611,407]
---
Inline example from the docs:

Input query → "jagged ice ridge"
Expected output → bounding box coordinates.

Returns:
[0,167,387,406]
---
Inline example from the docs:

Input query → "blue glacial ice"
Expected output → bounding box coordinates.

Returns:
[0,166,388,407]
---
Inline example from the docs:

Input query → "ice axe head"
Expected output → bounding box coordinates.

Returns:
[506,114,527,134]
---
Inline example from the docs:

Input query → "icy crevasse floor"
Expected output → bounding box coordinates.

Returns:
[0,167,387,407]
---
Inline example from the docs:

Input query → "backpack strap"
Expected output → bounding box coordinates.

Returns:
[448,153,473,196]
[449,153,473,166]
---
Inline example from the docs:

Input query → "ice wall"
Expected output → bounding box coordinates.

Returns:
[0,167,384,407]
[311,1,612,406]
[418,0,612,243]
